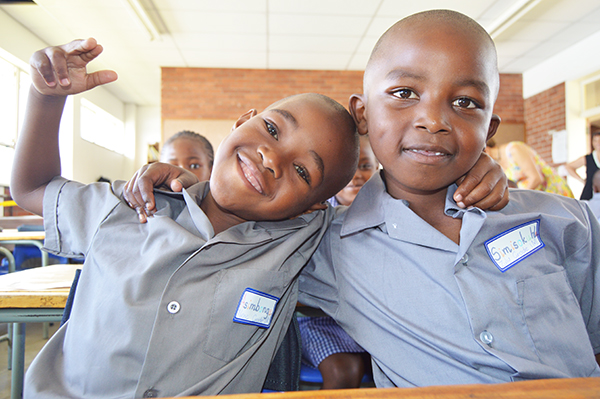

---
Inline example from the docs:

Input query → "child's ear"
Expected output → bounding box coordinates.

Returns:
[349,94,368,135]
[232,109,257,132]
[487,114,501,141]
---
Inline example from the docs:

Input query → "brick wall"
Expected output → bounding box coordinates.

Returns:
[494,74,524,124]
[162,68,364,120]
[524,83,566,167]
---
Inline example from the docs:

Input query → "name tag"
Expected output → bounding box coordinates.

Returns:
[485,219,544,272]
[233,288,279,328]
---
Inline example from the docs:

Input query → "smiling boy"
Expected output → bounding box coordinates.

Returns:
[11,39,359,398]
[298,9,600,387]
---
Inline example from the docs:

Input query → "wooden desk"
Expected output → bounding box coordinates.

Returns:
[0,264,80,399]
[176,377,600,399]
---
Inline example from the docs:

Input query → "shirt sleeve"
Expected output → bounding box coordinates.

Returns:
[298,219,341,318]
[43,176,122,258]
[564,200,600,354]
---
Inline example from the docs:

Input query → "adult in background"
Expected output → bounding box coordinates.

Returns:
[486,140,573,198]
[565,129,600,200]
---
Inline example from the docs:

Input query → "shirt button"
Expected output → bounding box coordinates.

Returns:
[143,388,159,398]
[460,254,469,265]
[167,301,181,314]
[480,330,494,345]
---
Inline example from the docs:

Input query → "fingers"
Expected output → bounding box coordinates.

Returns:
[29,38,117,96]
[123,167,154,223]
[454,152,509,210]
[170,171,198,192]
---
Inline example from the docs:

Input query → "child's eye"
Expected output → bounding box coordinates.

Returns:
[294,164,311,185]
[392,89,418,99]
[190,163,200,170]
[358,162,374,171]
[453,97,478,109]
[265,120,279,140]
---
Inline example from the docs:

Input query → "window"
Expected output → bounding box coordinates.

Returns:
[80,98,126,155]
[0,56,30,148]
[0,55,30,186]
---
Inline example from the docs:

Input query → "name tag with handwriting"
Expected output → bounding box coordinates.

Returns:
[485,219,544,272]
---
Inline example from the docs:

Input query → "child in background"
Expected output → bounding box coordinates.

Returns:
[12,38,361,398]
[161,130,214,181]
[298,9,600,387]
[297,134,376,389]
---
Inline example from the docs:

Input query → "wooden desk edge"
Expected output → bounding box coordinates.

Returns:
[0,290,69,308]
[174,377,600,399]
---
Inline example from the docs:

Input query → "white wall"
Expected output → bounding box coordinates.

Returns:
[135,105,161,168]
[0,8,151,185]
[523,30,600,100]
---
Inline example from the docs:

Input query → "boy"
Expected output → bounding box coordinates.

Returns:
[11,38,360,398]
[134,9,600,389]
[298,9,600,387]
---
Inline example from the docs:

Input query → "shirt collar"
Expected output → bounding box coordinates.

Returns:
[340,171,485,241]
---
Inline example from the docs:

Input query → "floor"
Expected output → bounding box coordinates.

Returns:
[0,322,59,399]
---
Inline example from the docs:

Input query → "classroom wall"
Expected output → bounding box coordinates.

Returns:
[524,83,566,168]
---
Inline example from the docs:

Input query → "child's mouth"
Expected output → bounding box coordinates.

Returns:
[238,153,265,194]
[404,147,451,161]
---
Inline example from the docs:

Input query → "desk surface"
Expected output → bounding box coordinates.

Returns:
[0,229,45,241]
[0,264,80,308]
[176,377,600,399]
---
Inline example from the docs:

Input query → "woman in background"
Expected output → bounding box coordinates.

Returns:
[565,130,600,200]
[486,140,573,198]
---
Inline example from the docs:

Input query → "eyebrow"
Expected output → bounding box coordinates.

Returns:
[385,69,424,81]
[385,69,491,98]
[454,78,490,99]
[270,108,298,129]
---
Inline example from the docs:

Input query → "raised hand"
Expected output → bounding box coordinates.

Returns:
[29,37,117,96]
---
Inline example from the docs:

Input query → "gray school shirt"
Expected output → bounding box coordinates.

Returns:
[24,176,332,399]
[299,171,600,388]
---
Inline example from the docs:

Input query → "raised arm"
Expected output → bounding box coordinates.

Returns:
[10,38,117,216]
[564,156,586,185]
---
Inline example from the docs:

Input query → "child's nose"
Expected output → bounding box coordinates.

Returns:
[257,146,282,178]
[414,100,451,134]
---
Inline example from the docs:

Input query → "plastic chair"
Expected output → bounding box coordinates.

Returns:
[13,225,68,270]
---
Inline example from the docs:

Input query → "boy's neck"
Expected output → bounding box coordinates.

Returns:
[383,175,462,245]
[200,191,246,235]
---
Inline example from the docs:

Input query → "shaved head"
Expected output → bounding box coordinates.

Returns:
[365,9,499,100]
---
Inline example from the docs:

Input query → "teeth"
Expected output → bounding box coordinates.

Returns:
[240,159,264,194]
[409,149,445,156]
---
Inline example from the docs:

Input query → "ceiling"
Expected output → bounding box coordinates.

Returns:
[2,0,600,107]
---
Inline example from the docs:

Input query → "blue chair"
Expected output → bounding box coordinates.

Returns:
[13,225,68,270]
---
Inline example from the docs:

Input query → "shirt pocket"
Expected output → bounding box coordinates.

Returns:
[203,268,288,362]
[517,270,597,377]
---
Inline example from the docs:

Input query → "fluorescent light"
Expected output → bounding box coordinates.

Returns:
[487,0,544,39]
[121,0,161,41]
